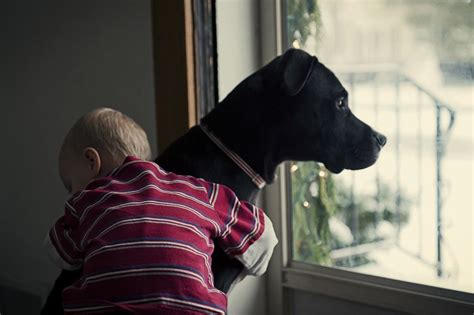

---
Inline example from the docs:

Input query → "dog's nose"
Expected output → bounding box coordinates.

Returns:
[373,132,387,147]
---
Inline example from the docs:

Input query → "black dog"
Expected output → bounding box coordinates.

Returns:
[41,48,386,313]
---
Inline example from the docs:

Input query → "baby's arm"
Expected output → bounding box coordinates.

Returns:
[211,183,278,277]
[45,200,84,271]
[41,200,84,314]
[231,211,277,276]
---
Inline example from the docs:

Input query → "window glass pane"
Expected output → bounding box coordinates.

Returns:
[287,0,473,293]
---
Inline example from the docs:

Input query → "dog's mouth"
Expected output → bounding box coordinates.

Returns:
[324,162,344,174]
[345,142,382,171]
[322,139,383,174]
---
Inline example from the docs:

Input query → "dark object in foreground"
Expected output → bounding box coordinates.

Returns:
[41,48,386,313]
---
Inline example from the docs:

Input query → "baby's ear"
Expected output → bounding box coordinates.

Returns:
[83,147,101,176]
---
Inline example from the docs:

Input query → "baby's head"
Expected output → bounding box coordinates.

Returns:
[59,108,152,193]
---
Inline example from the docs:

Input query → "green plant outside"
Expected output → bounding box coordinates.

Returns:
[290,161,412,267]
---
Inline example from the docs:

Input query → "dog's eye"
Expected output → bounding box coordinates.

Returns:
[336,97,345,109]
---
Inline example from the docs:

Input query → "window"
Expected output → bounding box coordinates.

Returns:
[265,0,473,314]
[288,0,473,292]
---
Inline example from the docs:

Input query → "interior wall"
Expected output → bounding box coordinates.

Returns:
[216,1,267,315]
[216,0,260,102]
[0,0,156,309]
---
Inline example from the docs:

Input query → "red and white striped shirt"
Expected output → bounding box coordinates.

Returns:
[46,156,277,314]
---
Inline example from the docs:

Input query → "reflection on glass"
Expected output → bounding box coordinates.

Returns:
[288,0,473,293]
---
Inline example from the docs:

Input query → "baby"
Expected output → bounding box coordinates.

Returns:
[45,108,278,314]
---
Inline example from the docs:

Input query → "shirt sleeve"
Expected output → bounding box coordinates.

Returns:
[45,199,83,270]
[210,183,278,276]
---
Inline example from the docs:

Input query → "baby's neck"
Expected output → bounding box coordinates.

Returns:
[98,157,124,178]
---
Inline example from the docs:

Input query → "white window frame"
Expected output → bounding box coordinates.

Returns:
[260,1,474,314]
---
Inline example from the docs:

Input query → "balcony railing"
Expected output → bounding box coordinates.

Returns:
[328,63,456,278]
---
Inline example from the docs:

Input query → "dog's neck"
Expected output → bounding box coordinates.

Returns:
[156,83,284,202]
[199,125,266,189]
[196,125,278,203]
[201,99,282,189]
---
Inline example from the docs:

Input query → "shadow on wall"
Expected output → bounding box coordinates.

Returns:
[0,285,42,314]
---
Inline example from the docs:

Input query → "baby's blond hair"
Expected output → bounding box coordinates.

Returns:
[60,108,152,164]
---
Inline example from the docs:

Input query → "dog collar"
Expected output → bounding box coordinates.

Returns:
[199,124,266,189]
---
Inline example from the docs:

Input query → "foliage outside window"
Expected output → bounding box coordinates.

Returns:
[291,162,411,267]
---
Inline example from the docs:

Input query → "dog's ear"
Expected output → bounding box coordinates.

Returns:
[279,48,316,96]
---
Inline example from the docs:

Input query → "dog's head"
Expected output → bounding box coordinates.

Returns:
[203,48,386,176]
[264,49,387,174]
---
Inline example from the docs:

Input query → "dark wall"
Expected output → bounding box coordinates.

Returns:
[0,0,155,309]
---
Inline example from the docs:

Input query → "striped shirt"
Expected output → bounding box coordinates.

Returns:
[46,156,277,314]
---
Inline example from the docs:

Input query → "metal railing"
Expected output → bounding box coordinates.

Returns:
[329,64,456,277]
